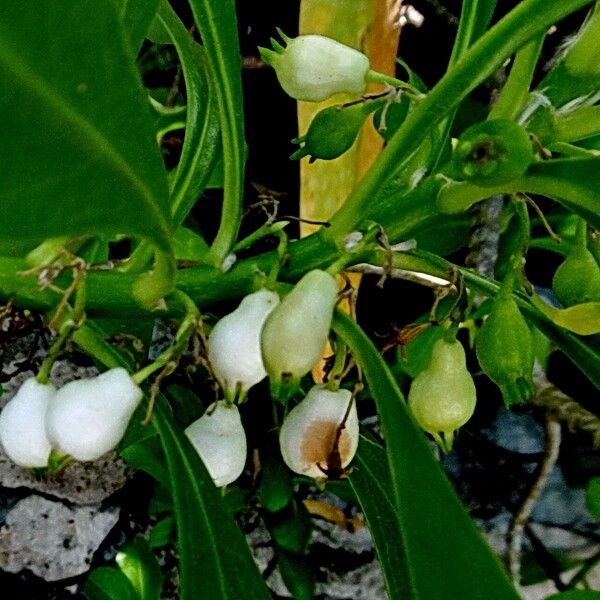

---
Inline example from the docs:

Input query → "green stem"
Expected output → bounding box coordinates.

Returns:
[325,0,594,241]
[489,34,545,121]
[233,221,289,254]
[36,273,87,384]
[187,0,245,267]
[131,289,199,385]
[365,70,424,100]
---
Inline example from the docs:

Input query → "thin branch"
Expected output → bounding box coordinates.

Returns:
[507,415,562,586]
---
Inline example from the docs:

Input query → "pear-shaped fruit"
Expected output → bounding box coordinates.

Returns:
[45,368,143,462]
[476,291,535,407]
[185,401,247,487]
[0,378,56,468]
[279,385,358,480]
[208,289,280,400]
[261,269,338,397]
[408,338,476,451]
[552,245,600,307]
[259,32,370,102]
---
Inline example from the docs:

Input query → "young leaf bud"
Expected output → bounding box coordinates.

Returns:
[208,289,280,400]
[279,385,358,480]
[291,100,381,162]
[45,368,143,462]
[261,269,338,396]
[0,378,56,468]
[451,119,532,187]
[259,32,370,102]
[476,293,535,407]
[408,338,476,451]
[185,401,247,487]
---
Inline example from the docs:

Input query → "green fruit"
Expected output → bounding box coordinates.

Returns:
[291,101,381,162]
[476,292,535,407]
[408,338,476,452]
[552,245,600,307]
[452,119,532,187]
[261,269,338,398]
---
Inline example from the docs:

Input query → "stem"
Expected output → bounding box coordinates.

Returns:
[37,272,87,384]
[131,289,199,385]
[489,34,545,121]
[326,0,594,240]
[365,70,424,100]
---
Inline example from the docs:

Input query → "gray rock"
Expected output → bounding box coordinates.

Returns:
[483,408,545,455]
[0,495,119,581]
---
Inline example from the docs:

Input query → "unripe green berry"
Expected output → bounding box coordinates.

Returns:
[261,269,338,397]
[291,100,381,162]
[476,293,535,407]
[259,32,370,102]
[552,245,600,307]
[452,119,532,187]
[408,338,476,451]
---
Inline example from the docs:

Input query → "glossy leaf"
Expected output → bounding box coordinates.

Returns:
[114,0,161,54]
[531,295,600,335]
[116,536,163,600]
[187,0,246,262]
[349,436,410,598]
[152,395,270,600]
[0,1,172,255]
[84,567,138,600]
[586,477,600,522]
[437,158,600,232]
[333,310,520,600]
[156,2,221,227]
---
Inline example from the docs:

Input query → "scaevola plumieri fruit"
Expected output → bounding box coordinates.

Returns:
[279,385,359,480]
[259,31,370,102]
[45,368,143,462]
[261,269,338,397]
[208,288,280,400]
[185,401,247,487]
[0,378,55,468]
[408,337,476,451]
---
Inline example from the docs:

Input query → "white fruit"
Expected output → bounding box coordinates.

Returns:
[261,269,338,391]
[46,368,143,462]
[185,401,247,487]
[260,34,370,102]
[0,378,56,468]
[279,385,359,479]
[208,289,280,399]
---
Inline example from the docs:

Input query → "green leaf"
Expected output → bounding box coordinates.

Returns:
[0,1,172,256]
[84,567,138,600]
[148,515,176,548]
[277,552,315,600]
[152,395,270,600]
[586,477,600,522]
[114,0,161,54]
[258,455,294,513]
[437,158,600,232]
[531,295,600,335]
[349,436,411,599]
[156,2,221,227]
[116,535,163,600]
[121,436,169,486]
[172,226,210,262]
[187,0,245,263]
[333,310,519,600]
